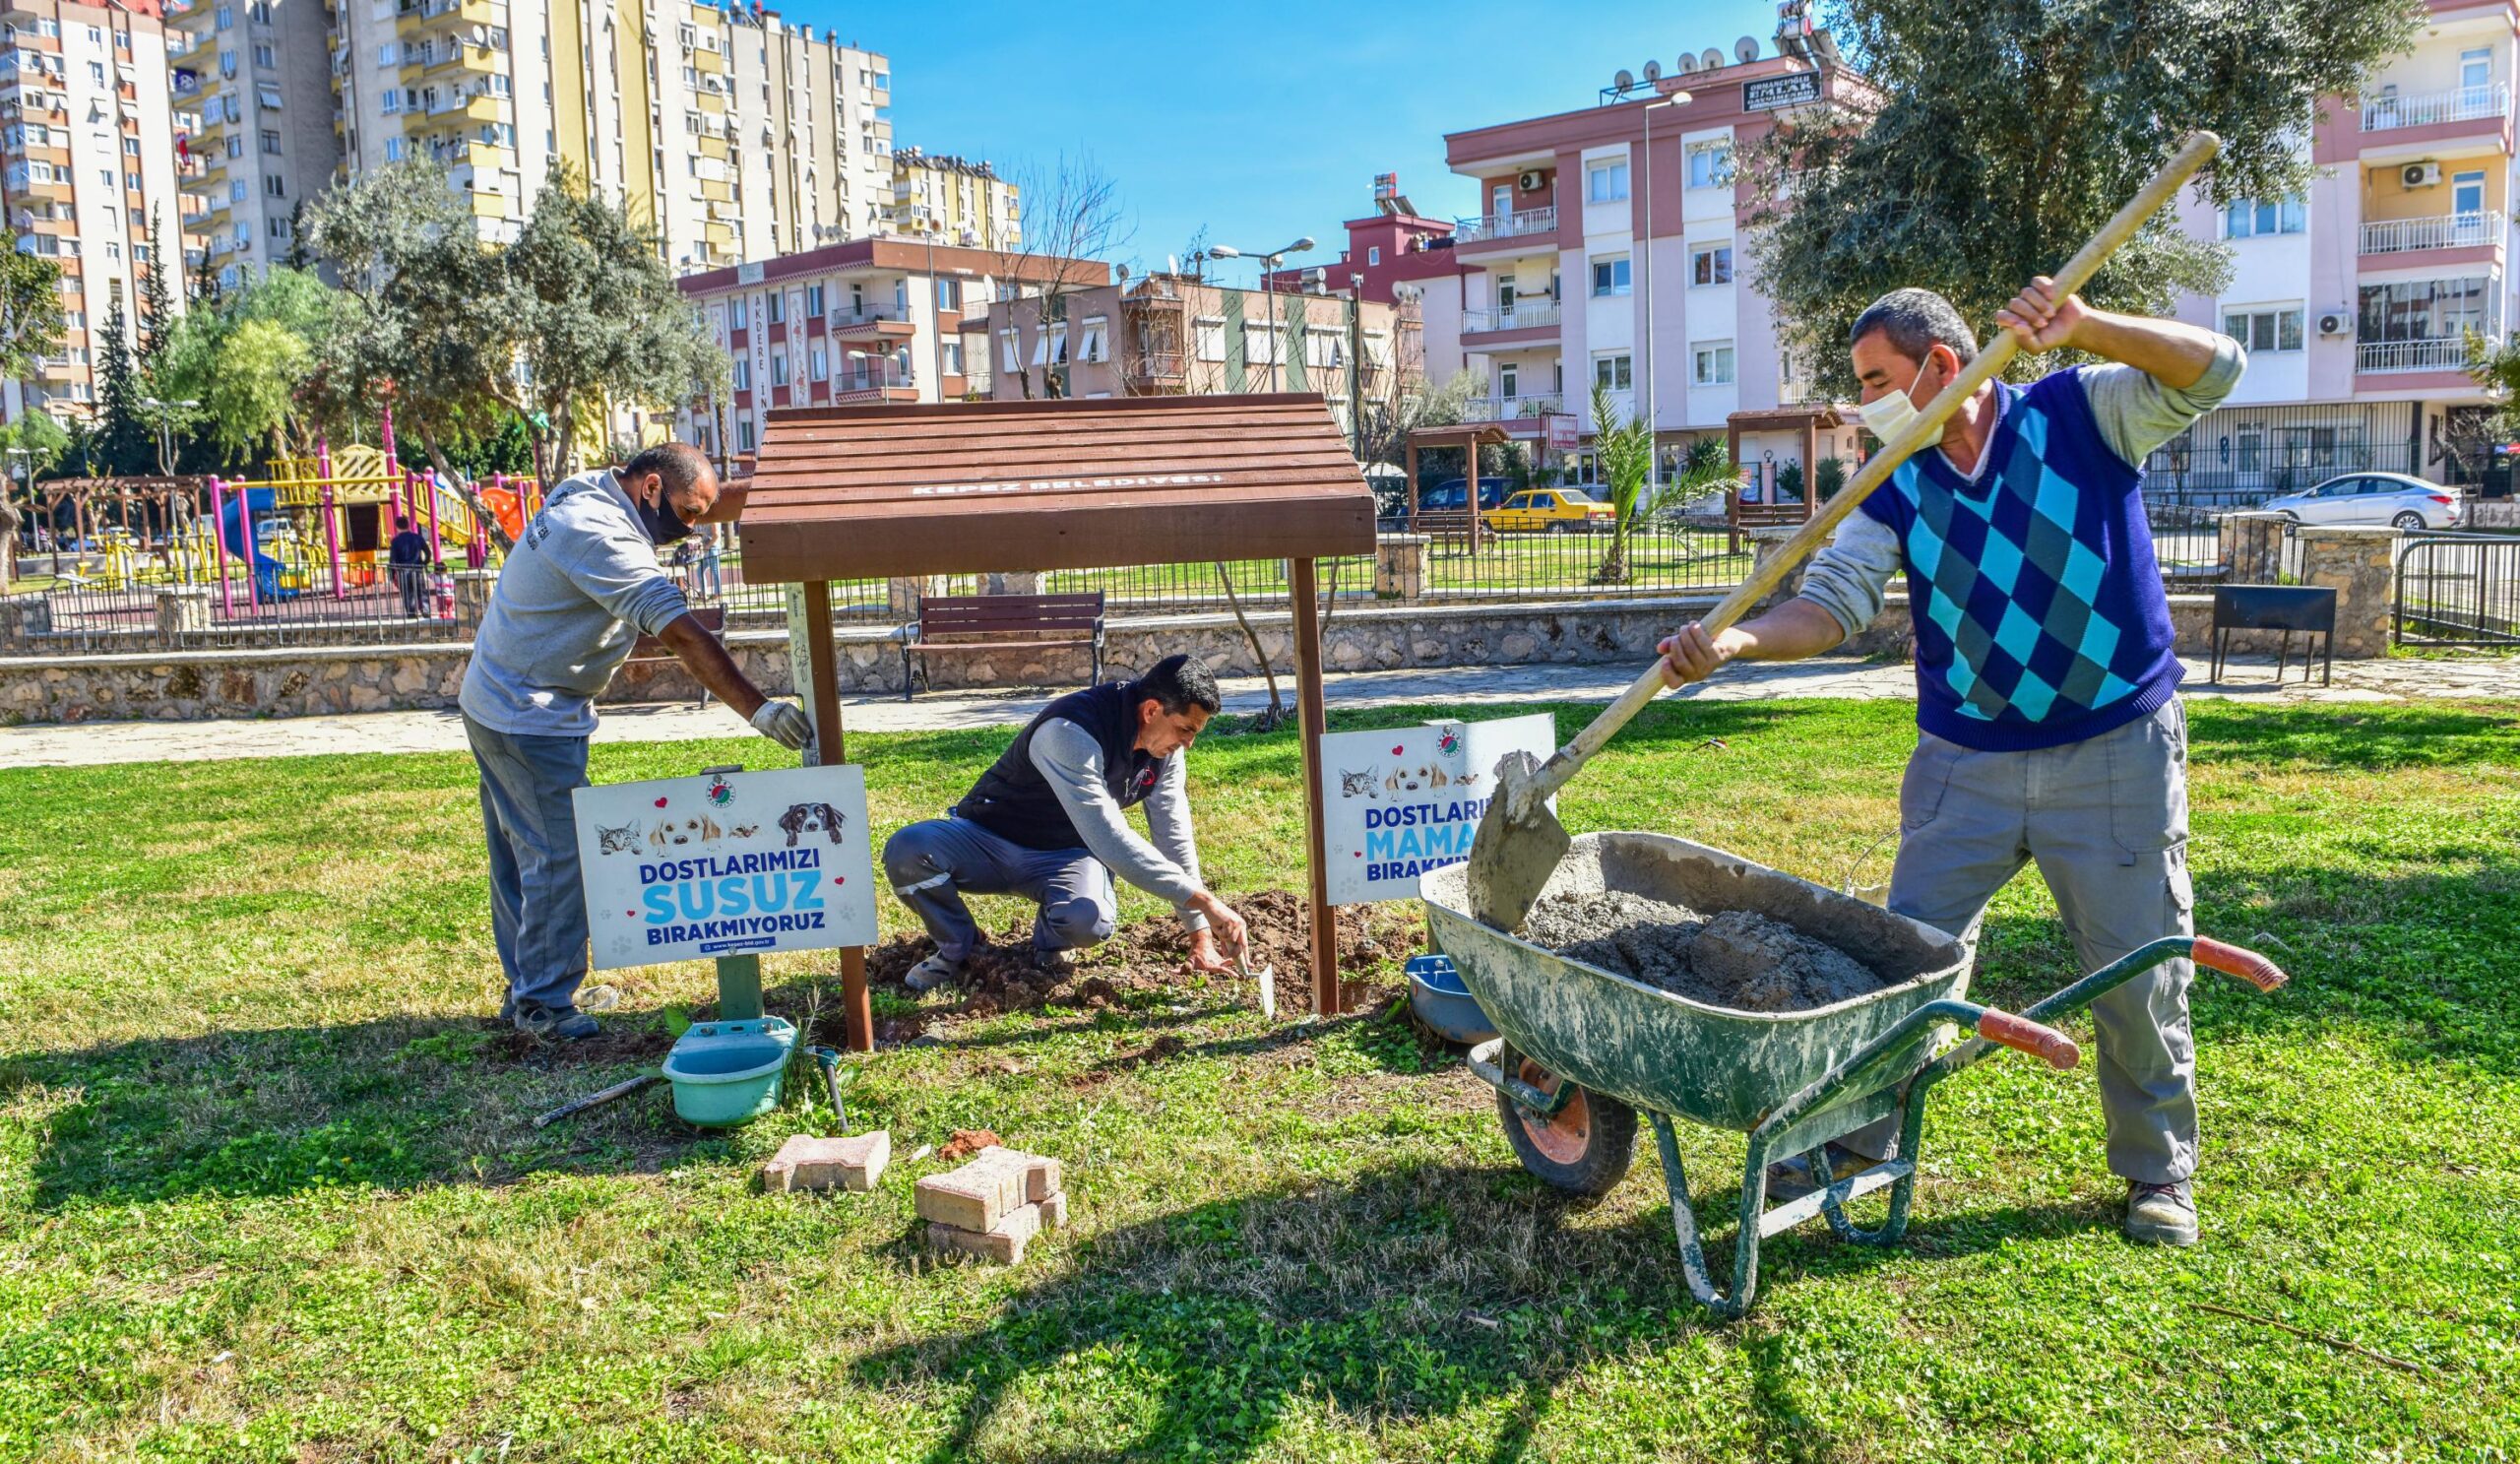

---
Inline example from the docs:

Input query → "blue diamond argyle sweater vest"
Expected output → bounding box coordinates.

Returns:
[1858,369,2182,751]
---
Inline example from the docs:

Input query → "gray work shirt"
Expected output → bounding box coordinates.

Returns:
[458,468,691,737]
[1028,717,1210,932]
[1797,338,2247,638]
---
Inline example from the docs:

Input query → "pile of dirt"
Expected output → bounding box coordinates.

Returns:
[1521,890,1886,1013]
[861,888,1419,1025]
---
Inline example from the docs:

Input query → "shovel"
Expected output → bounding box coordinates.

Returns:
[1465,130,2224,932]
[1239,951,1278,1021]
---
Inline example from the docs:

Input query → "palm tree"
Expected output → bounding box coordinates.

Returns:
[1589,382,1654,584]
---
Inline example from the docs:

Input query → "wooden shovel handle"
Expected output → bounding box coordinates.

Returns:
[1523,130,2223,807]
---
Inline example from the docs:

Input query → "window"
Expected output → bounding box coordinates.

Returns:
[88,61,104,86]
[728,296,747,329]
[252,43,275,68]
[1242,322,1281,364]
[736,418,755,452]
[229,179,246,202]
[224,136,243,158]
[1593,352,1632,390]
[1692,341,1736,386]
[1690,244,1732,286]
[771,353,788,386]
[941,341,964,375]
[257,85,282,110]
[1367,245,1381,266]
[384,136,404,160]
[1079,316,1107,363]
[216,6,233,29]
[381,89,402,114]
[999,329,1020,373]
[766,290,784,324]
[2454,168,2487,217]
[1304,327,1342,369]
[269,217,288,239]
[935,277,960,310]
[1686,141,1733,189]
[2462,46,2491,95]
[1194,316,1225,361]
[1590,254,1631,296]
[2225,196,2304,238]
[2359,276,2491,343]
[264,174,284,197]
[379,42,396,66]
[803,284,824,316]
[1587,159,1630,203]
[259,129,281,155]
[1498,361,1519,398]
[730,357,751,390]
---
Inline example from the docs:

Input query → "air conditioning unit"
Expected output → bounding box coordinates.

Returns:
[1517,168,1544,192]
[2403,161,2442,189]
[2316,310,2353,337]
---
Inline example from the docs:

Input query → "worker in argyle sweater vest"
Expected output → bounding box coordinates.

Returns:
[1661,280,2244,1249]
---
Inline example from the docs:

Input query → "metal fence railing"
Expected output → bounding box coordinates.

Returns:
[2395,533,2520,648]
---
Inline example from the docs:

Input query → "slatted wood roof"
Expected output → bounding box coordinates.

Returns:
[735,393,1378,583]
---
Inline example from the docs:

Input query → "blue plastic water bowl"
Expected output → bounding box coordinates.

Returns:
[1406,955,1498,1046]
[661,1016,798,1127]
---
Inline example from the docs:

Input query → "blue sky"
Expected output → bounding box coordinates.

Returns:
[825,0,1780,280]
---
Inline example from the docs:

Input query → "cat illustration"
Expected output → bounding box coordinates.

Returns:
[729,822,761,840]
[1338,768,1379,799]
[596,821,642,856]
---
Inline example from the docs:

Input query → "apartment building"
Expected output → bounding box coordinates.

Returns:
[1423,38,1867,483]
[980,274,1420,443]
[0,0,190,421]
[2158,0,2517,495]
[887,146,1016,250]
[319,0,891,267]
[1263,172,1458,305]
[676,235,1105,466]
[167,0,339,288]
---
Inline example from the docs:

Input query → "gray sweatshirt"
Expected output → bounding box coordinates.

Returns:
[459,469,691,737]
[1797,340,2247,638]
[1027,717,1210,932]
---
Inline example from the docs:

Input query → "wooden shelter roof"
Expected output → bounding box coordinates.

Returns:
[1406,422,1513,448]
[737,394,1378,583]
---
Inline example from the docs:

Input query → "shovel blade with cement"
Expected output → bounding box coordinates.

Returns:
[1463,130,2224,933]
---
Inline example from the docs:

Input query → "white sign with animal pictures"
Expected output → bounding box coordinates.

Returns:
[572,766,880,970]
[1318,713,1557,906]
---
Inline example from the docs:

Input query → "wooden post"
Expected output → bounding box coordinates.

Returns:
[1405,437,1418,534]
[1801,414,1819,522]
[1466,438,1482,554]
[1289,556,1339,1015]
[799,579,872,1052]
[1726,419,1745,554]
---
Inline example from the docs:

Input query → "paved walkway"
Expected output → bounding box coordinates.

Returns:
[8,652,2516,768]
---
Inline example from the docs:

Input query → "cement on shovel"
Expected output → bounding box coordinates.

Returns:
[1520,888,1888,1014]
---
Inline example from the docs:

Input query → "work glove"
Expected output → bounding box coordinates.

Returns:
[750,699,814,751]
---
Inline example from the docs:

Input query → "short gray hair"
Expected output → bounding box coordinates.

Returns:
[1850,287,1978,363]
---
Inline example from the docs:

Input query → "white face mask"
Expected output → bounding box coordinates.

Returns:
[1856,354,1933,445]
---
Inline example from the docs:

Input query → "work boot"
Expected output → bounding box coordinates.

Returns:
[1033,945,1077,978]
[514,1000,598,1043]
[2124,1179,2199,1246]
[905,953,962,992]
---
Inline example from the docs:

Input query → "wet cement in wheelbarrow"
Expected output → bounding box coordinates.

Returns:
[1520,889,1887,1013]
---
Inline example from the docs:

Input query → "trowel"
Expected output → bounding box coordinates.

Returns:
[1238,951,1277,1021]
[1464,130,2224,932]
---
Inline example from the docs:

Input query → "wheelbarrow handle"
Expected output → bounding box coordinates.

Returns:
[2191,936,2289,992]
[1974,1010,2080,1071]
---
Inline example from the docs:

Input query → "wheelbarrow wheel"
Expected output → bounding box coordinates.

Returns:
[1497,1056,1637,1198]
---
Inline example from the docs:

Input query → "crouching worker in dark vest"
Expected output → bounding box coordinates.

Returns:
[882,654,1251,989]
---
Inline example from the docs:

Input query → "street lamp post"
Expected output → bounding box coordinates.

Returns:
[1637,92,1688,482]
[138,396,199,477]
[1211,237,1314,391]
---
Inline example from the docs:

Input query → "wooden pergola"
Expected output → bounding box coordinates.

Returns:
[735,393,1379,1050]
[1403,421,1512,550]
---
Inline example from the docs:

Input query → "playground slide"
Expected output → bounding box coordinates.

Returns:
[220,486,295,602]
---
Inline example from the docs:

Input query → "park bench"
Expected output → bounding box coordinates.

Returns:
[625,605,726,705]
[2211,585,2335,686]
[1411,509,1487,553]
[899,591,1105,701]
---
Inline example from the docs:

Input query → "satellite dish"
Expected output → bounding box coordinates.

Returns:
[1735,35,1760,63]
[1701,47,1724,70]
[1675,52,1700,74]
[1613,68,1635,91]
[1642,59,1662,81]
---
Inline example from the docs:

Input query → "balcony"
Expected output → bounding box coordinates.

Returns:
[832,362,915,399]
[2360,83,2510,132]
[1126,350,1185,386]
[2357,338,2471,372]
[1462,300,1561,335]
[1452,205,1555,246]
[2361,212,2498,255]
[829,303,905,331]
[1459,393,1564,422]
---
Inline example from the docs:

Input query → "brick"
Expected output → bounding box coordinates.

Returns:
[762,1131,891,1193]
[924,1200,1043,1265]
[1039,1190,1068,1231]
[1019,1153,1062,1205]
[914,1147,1028,1232]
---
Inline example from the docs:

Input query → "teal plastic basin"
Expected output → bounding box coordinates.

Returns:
[662,1016,796,1127]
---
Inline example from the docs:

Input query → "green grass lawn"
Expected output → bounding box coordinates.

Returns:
[2,698,2516,1462]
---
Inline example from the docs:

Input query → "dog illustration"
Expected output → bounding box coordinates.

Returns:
[595,821,642,856]
[1337,768,1379,799]
[1384,763,1452,795]
[662,815,721,848]
[779,801,847,847]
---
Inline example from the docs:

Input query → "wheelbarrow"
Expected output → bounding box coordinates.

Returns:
[1420,832,2286,1318]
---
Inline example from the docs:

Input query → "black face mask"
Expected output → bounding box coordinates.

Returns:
[635,489,694,547]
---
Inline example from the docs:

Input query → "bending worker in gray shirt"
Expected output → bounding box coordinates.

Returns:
[883,655,1251,989]
[460,442,813,1041]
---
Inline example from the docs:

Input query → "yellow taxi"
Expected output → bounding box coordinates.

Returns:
[1481,485,1618,535]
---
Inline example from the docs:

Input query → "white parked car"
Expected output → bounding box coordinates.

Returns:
[2261,472,2461,531]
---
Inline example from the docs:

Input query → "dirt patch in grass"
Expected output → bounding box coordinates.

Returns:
[863,888,1423,1024]
[490,1020,676,1069]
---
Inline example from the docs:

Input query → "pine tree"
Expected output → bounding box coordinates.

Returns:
[188,239,220,309]
[139,204,176,371]
[93,293,152,475]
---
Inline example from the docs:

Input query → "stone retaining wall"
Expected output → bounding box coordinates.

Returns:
[5,590,2286,724]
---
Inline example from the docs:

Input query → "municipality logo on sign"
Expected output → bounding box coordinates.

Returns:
[908,473,1226,497]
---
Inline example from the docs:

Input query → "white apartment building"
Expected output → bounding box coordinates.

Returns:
[167,0,341,288]
[0,0,190,422]
[2158,0,2517,498]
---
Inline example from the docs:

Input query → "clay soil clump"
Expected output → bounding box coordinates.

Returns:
[1521,890,1887,1013]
